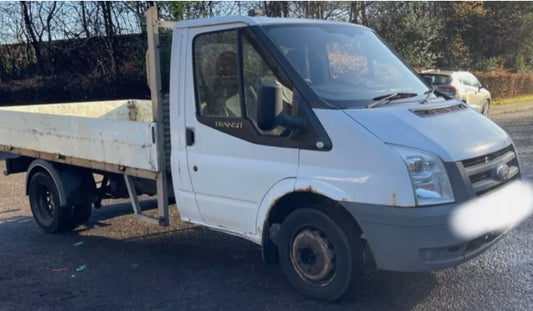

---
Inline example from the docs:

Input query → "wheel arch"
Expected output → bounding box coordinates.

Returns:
[26,160,95,207]
[258,179,362,263]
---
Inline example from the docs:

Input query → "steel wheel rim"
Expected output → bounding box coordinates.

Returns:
[290,227,337,285]
[36,185,56,223]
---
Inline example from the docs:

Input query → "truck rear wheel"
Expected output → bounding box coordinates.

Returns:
[278,207,364,301]
[28,171,72,233]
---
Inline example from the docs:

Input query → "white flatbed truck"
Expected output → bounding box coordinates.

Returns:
[1,8,531,301]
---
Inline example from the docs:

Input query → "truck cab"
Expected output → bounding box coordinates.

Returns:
[168,16,531,300]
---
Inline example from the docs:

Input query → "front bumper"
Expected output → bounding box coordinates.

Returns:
[341,180,533,272]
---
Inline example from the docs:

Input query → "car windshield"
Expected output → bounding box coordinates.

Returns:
[264,24,429,108]
[420,74,452,86]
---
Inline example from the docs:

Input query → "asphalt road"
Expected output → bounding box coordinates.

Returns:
[1,105,532,311]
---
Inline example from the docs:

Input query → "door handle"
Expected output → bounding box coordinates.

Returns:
[186,128,195,146]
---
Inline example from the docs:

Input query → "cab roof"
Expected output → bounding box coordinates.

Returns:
[173,15,369,31]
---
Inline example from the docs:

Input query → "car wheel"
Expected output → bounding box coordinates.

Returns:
[482,100,490,116]
[278,207,364,301]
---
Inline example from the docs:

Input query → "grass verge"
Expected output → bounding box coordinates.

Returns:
[493,94,533,105]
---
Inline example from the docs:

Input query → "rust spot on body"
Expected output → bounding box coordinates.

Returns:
[296,185,319,194]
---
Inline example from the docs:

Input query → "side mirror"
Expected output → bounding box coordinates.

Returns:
[257,83,283,131]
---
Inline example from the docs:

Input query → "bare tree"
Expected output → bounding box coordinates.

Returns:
[262,1,289,17]
[19,1,63,74]
[98,1,117,76]
[80,1,91,37]
[124,1,154,33]
[350,1,369,25]
[20,1,44,74]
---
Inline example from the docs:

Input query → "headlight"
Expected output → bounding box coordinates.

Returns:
[390,145,454,206]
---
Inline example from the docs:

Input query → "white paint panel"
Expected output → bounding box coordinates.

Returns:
[255,178,296,237]
[0,109,159,171]
[0,100,153,121]
[300,109,415,207]
[186,125,298,234]
[169,29,204,224]
[345,102,511,162]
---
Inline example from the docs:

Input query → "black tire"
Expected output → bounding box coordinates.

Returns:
[278,207,364,302]
[72,203,92,226]
[28,172,72,233]
[482,100,490,117]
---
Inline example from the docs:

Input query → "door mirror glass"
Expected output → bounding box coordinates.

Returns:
[257,83,283,131]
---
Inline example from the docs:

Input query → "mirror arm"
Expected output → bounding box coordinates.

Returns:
[275,112,307,130]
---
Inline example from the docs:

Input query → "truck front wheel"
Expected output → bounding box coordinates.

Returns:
[28,172,72,233]
[278,207,364,301]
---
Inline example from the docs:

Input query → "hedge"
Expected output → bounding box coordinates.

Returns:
[473,71,533,99]
[0,73,150,106]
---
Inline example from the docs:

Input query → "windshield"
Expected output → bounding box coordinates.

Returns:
[420,74,452,86]
[264,24,429,108]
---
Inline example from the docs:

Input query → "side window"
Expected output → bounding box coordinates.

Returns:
[458,74,468,86]
[467,73,481,88]
[189,28,328,150]
[456,74,466,84]
[242,36,294,135]
[460,73,477,87]
[193,30,242,117]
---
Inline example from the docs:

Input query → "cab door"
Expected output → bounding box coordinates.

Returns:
[183,25,299,235]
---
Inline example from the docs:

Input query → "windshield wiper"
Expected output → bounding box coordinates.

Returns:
[423,88,453,101]
[366,92,418,108]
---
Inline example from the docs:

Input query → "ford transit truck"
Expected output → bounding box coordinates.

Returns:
[1,8,531,301]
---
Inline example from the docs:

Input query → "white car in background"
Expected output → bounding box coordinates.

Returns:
[420,70,491,116]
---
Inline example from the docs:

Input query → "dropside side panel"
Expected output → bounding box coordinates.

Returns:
[0,110,159,172]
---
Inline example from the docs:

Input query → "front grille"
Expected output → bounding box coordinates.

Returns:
[411,103,467,117]
[462,145,513,167]
[461,145,519,195]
